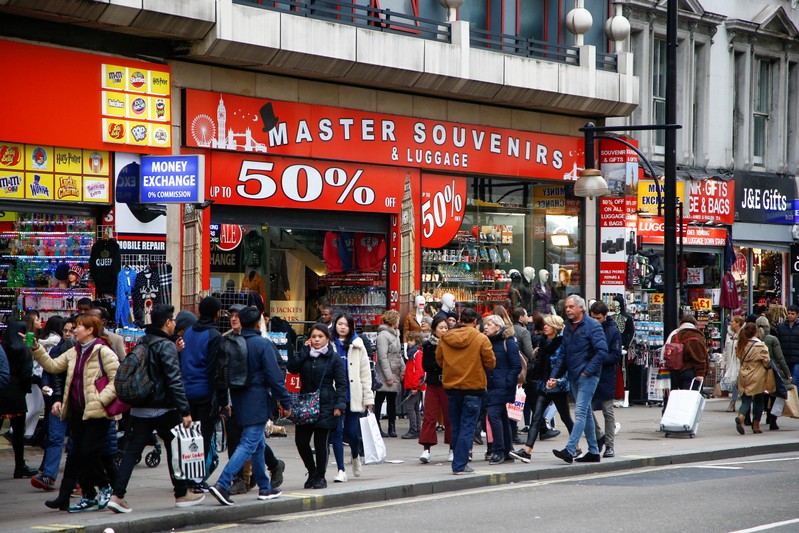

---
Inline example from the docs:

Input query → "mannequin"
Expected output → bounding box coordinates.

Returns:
[403,295,428,342]
[434,293,456,323]
[533,269,553,314]
[241,270,267,302]
[507,269,525,309]
[521,267,535,312]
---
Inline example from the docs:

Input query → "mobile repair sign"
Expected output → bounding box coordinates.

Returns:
[140,154,204,203]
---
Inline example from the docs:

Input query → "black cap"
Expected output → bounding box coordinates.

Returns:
[229,303,245,313]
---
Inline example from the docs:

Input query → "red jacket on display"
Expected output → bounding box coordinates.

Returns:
[323,231,343,273]
[355,233,386,272]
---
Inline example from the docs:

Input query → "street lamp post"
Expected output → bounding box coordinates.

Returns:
[664,0,679,336]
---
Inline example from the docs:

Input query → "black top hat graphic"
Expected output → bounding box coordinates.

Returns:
[259,102,279,132]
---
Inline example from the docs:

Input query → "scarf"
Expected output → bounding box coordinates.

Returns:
[428,335,439,346]
[310,344,329,358]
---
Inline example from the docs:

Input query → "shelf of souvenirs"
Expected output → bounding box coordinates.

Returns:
[1,255,91,260]
[0,231,95,238]
[328,286,387,307]
[421,287,507,304]
[13,214,96,233]
[320,272,385,287]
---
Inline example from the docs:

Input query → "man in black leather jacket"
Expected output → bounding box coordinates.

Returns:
[109,305,204,513]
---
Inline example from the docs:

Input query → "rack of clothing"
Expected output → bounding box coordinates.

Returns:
[116,254,172,326]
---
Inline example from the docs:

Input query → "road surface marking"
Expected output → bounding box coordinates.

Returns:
[685,465,743,470]
[177,525,239,533]
[729,518,799,532]
[716,457,799,466]
[31,526,84,531]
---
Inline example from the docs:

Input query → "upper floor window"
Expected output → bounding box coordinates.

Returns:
[752,58,771,166]
[652,38,667,154]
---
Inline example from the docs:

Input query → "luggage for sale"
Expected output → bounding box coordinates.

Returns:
[660,379,705,438]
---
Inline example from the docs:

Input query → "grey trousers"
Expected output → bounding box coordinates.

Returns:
[593,399,616,448]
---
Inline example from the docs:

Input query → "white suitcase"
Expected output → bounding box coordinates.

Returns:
[660,379,705,438]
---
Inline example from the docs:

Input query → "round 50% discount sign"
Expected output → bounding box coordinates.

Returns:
[421,176,466,249]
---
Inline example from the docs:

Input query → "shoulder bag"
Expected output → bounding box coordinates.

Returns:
[96,349,131,417]
[290,356,331,426]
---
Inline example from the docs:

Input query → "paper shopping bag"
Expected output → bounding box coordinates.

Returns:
[783,387,799,419]
[360,415,387,464]
[170,421,206,482]
[506,387,526,422]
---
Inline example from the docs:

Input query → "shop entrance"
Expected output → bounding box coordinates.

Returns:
[209,207,389,333]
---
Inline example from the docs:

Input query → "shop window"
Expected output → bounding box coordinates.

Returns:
[752,58,771,166]
[420,177,581,316]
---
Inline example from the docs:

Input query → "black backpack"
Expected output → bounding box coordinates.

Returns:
[216,333,250,391]
[116,339,157,406]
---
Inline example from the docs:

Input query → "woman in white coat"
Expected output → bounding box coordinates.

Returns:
[374,310,405,438]
[722,315,744,412]
[330,314,374,481]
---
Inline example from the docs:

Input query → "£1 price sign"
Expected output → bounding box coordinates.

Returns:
[421,174,467,249]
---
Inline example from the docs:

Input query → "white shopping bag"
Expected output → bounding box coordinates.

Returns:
[544,402,557,430]
[506,387,526,422]
[360,415,387,465]
[170,421,206,483]
[771,397,785,417]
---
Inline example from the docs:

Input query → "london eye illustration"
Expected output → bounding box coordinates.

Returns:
[191,114,216,147]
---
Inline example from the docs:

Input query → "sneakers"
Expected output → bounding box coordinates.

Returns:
[229,477,249,495]
[44,496,70,511]
[352,456,362,478]
[13,465,38,479]
[488,453,505,465]
[312,477,327,489]
[31,474,56,491]
[97,486,113,510]
[401,431,419,440]
[210,484,235,506]
[419,449,430,464]
[447,449,454,462]
[603,447,615,458]
[68,497,98,513]
[270,459,286,489]
[107,495,131,514]
[334,470,348,483]
[192,481,211,494]
[176,492,205,508]
[575,452,601,463]
[453,466,475,475]
[257,488,282,500]
[510,449,532,463]
[553,448,574,464]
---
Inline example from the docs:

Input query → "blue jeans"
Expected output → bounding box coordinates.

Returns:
[42,411,69,480]
[486,403,512,456]
[791,364,799,387]
[447,393,482,472]
[566,375,600,455]
[330,409,364,470]
[216,423,270,492]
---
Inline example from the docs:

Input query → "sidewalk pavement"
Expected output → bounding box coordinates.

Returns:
[2,398,798,533]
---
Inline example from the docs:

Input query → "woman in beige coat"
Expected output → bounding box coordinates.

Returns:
[374,310,405,438]
[30,314,120,512]
[735,323,771,435]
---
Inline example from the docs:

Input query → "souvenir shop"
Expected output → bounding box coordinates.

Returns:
[183,88,589,327]
[0,40,174,334]
[730,171,794,316]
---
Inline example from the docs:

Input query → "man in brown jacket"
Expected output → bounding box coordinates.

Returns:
[436,307,495,475]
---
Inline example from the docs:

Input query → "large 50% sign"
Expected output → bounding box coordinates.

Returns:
[421,180,464,239]
[232,161,376,205]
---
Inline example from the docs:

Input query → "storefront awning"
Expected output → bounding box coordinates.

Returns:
[645,165,734,182]
[732,222,793,250]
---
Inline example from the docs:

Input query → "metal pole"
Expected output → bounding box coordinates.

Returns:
[678,200,683,304]
[584,122,596,169]
[663,0,678,335]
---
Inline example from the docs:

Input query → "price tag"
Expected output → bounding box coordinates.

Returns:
[650,293,664,305]
[286,373,301,393]
[693,298,713,310]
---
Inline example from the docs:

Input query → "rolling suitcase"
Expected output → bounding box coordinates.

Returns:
[660,379,705,438]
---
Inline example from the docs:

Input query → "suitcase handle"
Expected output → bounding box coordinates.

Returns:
[688,378,702,392]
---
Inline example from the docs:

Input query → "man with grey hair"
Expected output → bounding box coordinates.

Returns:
[547,295,608,464]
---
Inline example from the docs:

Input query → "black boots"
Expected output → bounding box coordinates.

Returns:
[387,421,397,438]
[45,478,74,511]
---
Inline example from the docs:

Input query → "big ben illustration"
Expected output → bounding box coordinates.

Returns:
[400,173,415,314]
[217,96,226,147]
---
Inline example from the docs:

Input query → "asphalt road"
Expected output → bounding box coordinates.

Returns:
[173,452,799,533]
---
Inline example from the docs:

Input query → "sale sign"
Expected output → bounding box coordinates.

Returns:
[184,89,584,180]
[687,179,734,224]
[421,174,466,248]
[208,152,406,213]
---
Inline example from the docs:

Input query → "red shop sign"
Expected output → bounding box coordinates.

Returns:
[207,152,406,213]
[185,89,584,180]
[638,217,727,246]
[216,224,243,251]
[421,175,467,248]
[687,179,734,224]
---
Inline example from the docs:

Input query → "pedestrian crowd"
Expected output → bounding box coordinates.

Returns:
[0,293,791,514]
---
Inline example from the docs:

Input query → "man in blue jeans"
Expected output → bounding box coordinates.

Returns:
[436,307,495,475]
[775,306,799,385]
[547,295,608,464]
[210,306,293,505]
